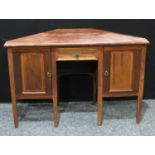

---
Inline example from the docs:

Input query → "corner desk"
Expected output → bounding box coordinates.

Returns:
[4,28,149,128]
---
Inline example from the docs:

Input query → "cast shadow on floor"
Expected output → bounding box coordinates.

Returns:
[18,99,149,122]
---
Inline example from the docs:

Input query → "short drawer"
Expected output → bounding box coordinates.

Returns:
[55,47,99,61]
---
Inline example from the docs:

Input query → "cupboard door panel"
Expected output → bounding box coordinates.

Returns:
[103,46,141,96]
[110,51,133,92]
[21,53,46,94]
[13,48,52,98]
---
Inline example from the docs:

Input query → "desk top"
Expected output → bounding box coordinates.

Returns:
[4,28,149,47]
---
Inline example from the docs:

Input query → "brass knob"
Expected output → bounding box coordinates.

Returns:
[104,70,109,77]
[73,51,81,58]
[47,72,52,78]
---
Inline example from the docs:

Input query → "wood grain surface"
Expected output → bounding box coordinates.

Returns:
[4,28,149,47]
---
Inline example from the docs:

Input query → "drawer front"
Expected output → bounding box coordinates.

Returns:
[55,47,99,61]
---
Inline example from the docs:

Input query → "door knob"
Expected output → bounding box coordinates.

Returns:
[104,70,109,77]
[47,72,52,78]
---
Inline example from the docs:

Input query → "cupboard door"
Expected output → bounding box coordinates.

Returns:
[103,46,141,97]
[13,48,52,98]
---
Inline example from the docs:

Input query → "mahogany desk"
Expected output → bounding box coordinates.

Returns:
[4,28,149,128]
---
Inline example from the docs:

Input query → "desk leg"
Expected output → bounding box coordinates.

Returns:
[97,50,103,126]
[51,49,58,127]
[136,47,146,123]
[93,75,97,104]
[8,48,18,128]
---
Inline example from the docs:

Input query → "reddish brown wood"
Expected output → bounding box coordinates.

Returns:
[4,28,149,47]
[103,45,142,96]
[97,48,104,126]
[7,48,18,128]
[92,74,97,104]
[16,94,52,100]
[55,47,99,61]
[51,48,58,127]
[5,28,149,128]
[136,46,147,123]
[103,92,138,97]
[109,51,133,91]
[13,48,52,98]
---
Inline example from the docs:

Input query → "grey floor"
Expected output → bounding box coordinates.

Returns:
[0,99,155,136]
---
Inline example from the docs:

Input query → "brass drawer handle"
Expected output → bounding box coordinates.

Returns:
[104,70,109,77]
[47,72,52,78]
[72,51,81,58]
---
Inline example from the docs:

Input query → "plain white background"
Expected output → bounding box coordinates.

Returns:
[0,0,155,19]
[0,0,154,154]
